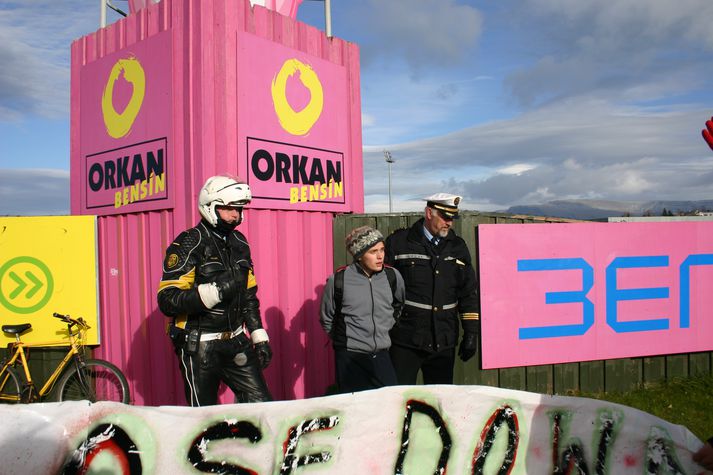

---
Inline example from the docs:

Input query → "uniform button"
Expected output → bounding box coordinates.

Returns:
[434,307,438,311]
[436,270,439,274]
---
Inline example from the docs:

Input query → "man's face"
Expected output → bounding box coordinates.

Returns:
[216,206,243,225]
[359,241,385,275]
[425,207,454,238]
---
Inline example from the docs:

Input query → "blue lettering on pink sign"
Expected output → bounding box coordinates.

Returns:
[517,253,713,340]
[517,258,594,339]
[679,253,713,328]
[606,256,670,333]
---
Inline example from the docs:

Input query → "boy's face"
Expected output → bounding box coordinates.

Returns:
[359,241,385,275]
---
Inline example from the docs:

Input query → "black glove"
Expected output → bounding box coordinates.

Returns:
[254,341,273,369]
[213,271,239,302]
[458,331,479,362]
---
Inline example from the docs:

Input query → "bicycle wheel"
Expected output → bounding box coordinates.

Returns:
[56,359,130,404]
[0,366,23,404]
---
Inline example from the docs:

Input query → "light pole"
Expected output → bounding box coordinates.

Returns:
[383,150,395,213]
[100,0,127,28]
[325,0,332,37]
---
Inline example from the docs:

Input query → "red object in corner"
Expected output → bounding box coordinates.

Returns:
[703,117,713,152]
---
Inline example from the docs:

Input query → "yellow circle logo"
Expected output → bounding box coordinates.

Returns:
[271,59,324,136]
[102,56,146,139]
[166,254,178,268]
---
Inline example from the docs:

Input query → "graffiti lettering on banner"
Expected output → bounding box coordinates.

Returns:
[1,386,703,474]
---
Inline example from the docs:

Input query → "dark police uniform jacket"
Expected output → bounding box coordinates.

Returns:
[157,220,263,335]
[385,218,480,352]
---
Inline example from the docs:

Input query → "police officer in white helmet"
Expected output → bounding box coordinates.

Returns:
[157,174,272,406]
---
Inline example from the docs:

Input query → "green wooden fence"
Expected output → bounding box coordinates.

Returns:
[334,211,713,395]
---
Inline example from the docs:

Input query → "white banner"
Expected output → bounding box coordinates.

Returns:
[0,385,706,474]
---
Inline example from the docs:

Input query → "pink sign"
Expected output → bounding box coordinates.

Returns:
[237,32,350,212]
[478,222,713,369]
[250,0,303,18]
[127,0,160,14]
[78,31,173,216]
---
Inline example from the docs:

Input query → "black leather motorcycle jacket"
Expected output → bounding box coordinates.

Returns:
[157,220,263,334]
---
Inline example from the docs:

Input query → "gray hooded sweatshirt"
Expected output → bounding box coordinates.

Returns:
[320,262,405,354]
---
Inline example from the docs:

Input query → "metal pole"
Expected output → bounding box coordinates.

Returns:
[388,161,393,213]
[100,0,107,28]
[384,151,395,213]
[324,0,332,37]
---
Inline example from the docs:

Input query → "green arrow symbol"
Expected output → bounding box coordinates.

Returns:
[0,256,53,314]
[7,271,43,299]
[24,271,43,299]
[8,271,27,299]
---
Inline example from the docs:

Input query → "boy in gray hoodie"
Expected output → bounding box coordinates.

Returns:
[320,226,405,393]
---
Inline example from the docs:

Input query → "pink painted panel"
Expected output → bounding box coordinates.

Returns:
[71,0,358,405]
[238,32,350,211]
[250,0,303,19]
[478,222,713,369]
[78,31,173,216]
[243,210,335,399]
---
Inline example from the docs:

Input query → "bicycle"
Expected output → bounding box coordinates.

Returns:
[0,312,130,404]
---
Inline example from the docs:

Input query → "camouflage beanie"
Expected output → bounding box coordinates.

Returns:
[345,226,384,259]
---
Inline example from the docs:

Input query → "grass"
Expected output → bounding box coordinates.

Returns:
[575,374,713,441]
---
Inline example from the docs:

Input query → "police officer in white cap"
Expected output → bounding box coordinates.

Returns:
[385,193,480,385]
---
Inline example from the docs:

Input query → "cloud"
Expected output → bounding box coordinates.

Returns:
[0,169,69,215]
[496,163,537,175]
[6,0,712,219]
[362,98,713,211]
[528,0,713,48]
[0,2,99,121]
[504,0,713,108]
[361,72,474,144]
[351,0,483,72]
[361,112,376,127]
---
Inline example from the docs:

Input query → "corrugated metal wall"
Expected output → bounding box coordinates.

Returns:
[69,0,361,404]
[335,212,713,395]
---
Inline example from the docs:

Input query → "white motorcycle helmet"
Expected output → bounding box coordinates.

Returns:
[198,175,252,227]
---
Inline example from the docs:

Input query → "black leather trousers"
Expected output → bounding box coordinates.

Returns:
[175,333,272,406]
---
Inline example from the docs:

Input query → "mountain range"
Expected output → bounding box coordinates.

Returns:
[504,199,713,221]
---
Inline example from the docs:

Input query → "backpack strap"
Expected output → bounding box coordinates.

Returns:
[383,265,402,320]
[383,265,397,297]
[333,266,347,318]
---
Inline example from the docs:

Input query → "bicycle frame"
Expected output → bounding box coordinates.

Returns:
[0,316,88,402]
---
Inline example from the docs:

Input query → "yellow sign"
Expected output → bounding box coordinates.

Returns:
[0,216,99,346]
[102,56,146,139]
[271,58,324,136]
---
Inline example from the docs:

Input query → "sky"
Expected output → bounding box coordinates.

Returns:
[1,0,713,215]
